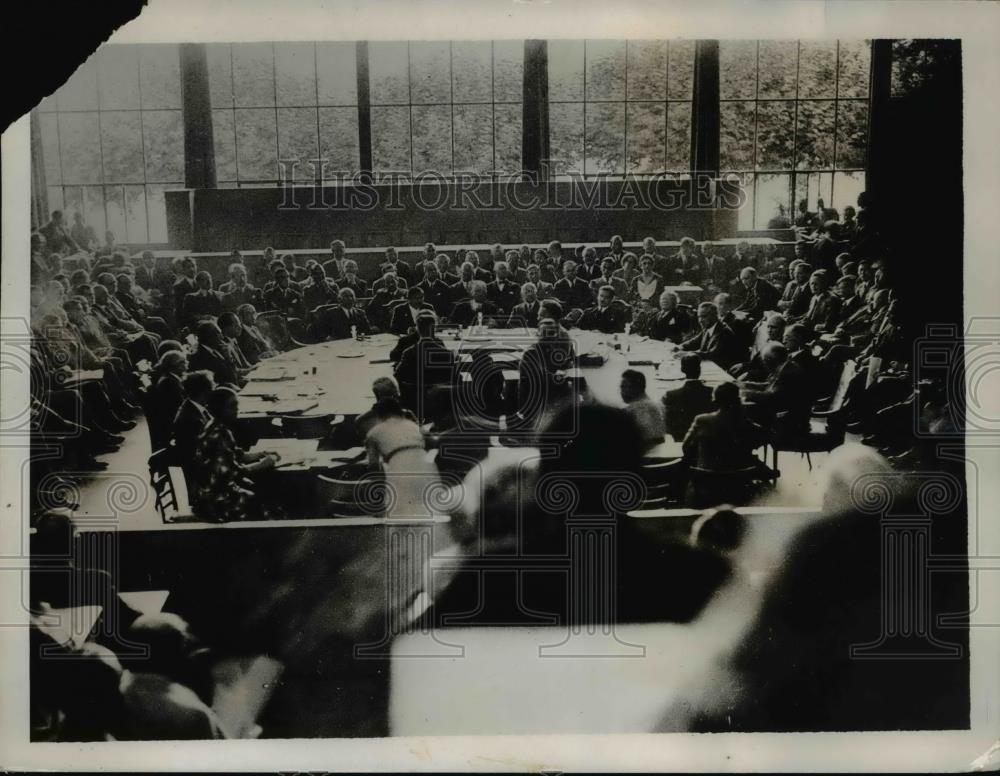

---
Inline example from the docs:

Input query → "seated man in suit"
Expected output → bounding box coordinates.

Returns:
[715,292,754,352]
[525,264,554,298]
[783,322,822,401]
[219,263,261,312]
[416,260,452,316]
[390,285,435,335]
[589,257,628,299]
[310,287,371,341]
[261,267,305,319]
[777,260,813,317]
[833,273,863,325]
[640,290,691,342]
[188,320,243,388]
[394,313,456,412]
[667,236,706,286]
[147,349,188,452]
[734,267,780,323]
[464,251,494,283]
[365,273,406,332]
[508,282,542,329]
[217,311,252,372]
[731,312,785,382]
[337,259,369,297]
[435,253,459,286]
[170,369,215,469]
[281,253,309,284]
[620,368,666,450]
[662,354,714,441]
[800,269,842,333]
[577,285,631,334]
[739,341,812,437]
[516,310,577,426]
[682,381,762,471]
[504,250,528,284]
[450,280,499,327]
[300,261,340,313]
[449,262,478,304]
[486,262,520,314]
[379,246,411,285]
[576,246,603,283]
[681,302,742,370]
[553,260,594,314]
[235,304,277,363]
[372,267,408,293]
[322,239,347,280]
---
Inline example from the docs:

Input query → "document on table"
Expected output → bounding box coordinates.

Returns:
[250,438,319,467]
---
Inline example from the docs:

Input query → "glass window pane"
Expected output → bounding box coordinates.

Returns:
[63,187,84,223]
[798,41,837,99]
[371,106,411,174]
[667,39,695,100]
[98,46,140,110]
[795,100,835,169]
[757,41,797,99]
[47,186,65,213]
[585,102,625,175]
[720,101,755,170]
[832,171,865,214]
[140,44,181,109]
[316,42,358,105]
[626,102,665,174]
[275,42,317,107]
[105,185,126,240]
[57,58,99,111]
[795,171,833,215]
[836,99,868,168]
[755,173,792,228]
[494,103,522,174]
[100,112,144,183]
[145,184,170,243]
[124,184,148,243]
[549,102,584,175]
[369,42,410,104]
[39,113,62,185]
[756,101,795,170]
[232,43,275,107]
[837,40,870,98]
[409,42,451,104]
[452,41,492,102]
[411,105,452,174]
[719,41,757,100]
[206,43,234,109]
[318,107,360,174]
[626,41,666,101]
[493,40,524,102]
[277,107,319,184]
[235,108,278,180]
[585,40,626,101]
[142,110,184,181]
[454,104,493,174]
[724,172,754,231]
[83,186,107,235]
[665,102,692,171]
[212,109,238,181]
[548,40,585,101]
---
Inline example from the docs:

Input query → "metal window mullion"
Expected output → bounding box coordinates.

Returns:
[491,40,496,178]
[582,41,587,177]
[313,42,322,184]
[230,45,241,184]
[449,41,455,177]
[272,42,281,187]
[623,40,629,174]
[752,41,761,227]
[792,40,802,215]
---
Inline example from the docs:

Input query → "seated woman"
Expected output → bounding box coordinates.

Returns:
[630,255,666,311]
[364,398,440,519]
[191,387,280,522]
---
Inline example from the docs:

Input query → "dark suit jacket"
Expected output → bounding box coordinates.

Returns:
[182,290,224,325]
[173,276,196,318]
[553,277,594,310]
[735,279,781,320]
[682,409,761,470]
[321,258,345,280]
[803,291,842,332]
[171,399,211,464]
[450,299,499,327]
[416,280,453,316]
[508,300,542,328]
[662,379,714,441]
[312,305,371,340]
[380,260,412,284]
[238,324,273,363]
[262,286,305,318]
[576,262,603,282]
[577,302,631,334]
[394,337,455,388]
[188,343,239,387]
[449,279,478,303]
[338,275,370,297]
[389,302,435,335]
[667,253,706,285]
[148,373,185,451]
[681,322,742,369]
[301,278,340,312]
[365,290,406,331]
[486,280,520,313]
[643,307,692,342]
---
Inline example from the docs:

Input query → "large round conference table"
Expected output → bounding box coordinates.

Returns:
[237,326,733,424]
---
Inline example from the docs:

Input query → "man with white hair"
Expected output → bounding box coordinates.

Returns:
[508,282,542,328]
[553,260,593,311]
[735,266,780,322]
[486,261,519,314]
[681,301,741,369]
[449,280,498,327]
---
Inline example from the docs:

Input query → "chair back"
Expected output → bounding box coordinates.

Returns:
[639,457,686,509]
[826,358,857,414]
[256,312,304,352]
[316,467,384,517]
[279,413,340,439]
[148,448,179,521]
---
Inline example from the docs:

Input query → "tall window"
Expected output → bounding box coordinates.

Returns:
[547,40,695,178]
[719,40,871,230]
[367,41,523,180]
[206,42,361,187]
[36,44,184,243]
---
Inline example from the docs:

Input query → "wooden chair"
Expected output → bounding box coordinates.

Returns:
[770,359,856,471]
[255,311,306,352]
[148,448,179,522]
[316,466,384,518]
[639,457,686,510]
[279,413,344,439]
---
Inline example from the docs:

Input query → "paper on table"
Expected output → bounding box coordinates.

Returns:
[249,438,320,460]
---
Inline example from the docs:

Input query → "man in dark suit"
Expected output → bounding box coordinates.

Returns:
[682,381,761,471]
[734,267,781,322]
[662,354,714,441]
[172,256,198,322]
[778,260,813,318]
[641,290,692,342]
[508,282,543,328]
[667,237,706,286]
[449,262,478,304]
[486,262,520,314]
[181,271,224,327]
[170,369,215,466]
[553,260,594,312]
[833,273,864,325]
[379,247,411,285]
[414,261,453,316]
[783,322,821,402]
[740,342,813,436]
[801,269,842,333]
[394,314,456,409]
[365,274,406,332]
[450,281,499,327]
[39,210,81,255]
[589,258,629,300]
[219,263,261,312]
[577,286,631,334]
[715,292,754,352]
[576,246,603,283]
[464,251,494,283]
[337,260,369,297]
[390,286,436,335]
[147,349,188,452]
[681,302,742,369]
[262,267,305,319]
[300,261,340,313]
[188,321,242,388]
[435,253,459,286]
[312,288,372,341]
[525,264,554,298]
[322,239,347,280]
